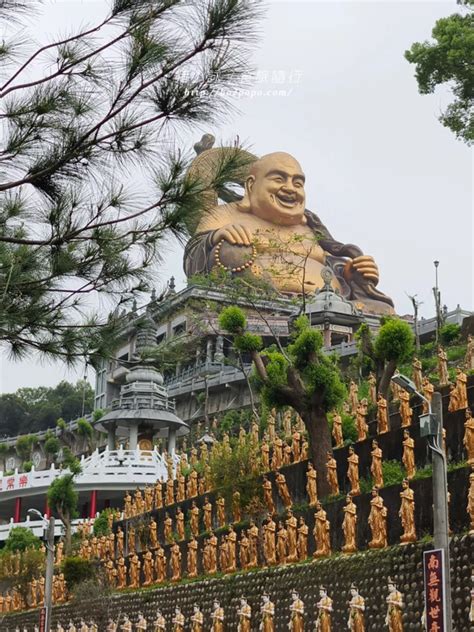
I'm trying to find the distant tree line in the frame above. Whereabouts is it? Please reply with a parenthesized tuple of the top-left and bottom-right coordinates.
(0, 380, 94, 437)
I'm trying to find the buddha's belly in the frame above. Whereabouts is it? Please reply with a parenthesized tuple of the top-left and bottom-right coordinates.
(253, 253, 341, 294)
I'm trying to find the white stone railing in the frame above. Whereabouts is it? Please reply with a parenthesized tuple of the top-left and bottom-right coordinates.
(0, 517, 96, 542)
(0, 447, 179, 495)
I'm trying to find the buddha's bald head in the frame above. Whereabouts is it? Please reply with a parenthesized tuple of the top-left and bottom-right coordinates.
(242, 152, 306, 225)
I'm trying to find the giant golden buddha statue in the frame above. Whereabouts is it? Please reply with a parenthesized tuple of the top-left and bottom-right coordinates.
(184, 144, 394, 314)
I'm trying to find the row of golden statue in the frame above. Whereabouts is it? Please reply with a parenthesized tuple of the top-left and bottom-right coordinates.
(43, 580, 405, 632)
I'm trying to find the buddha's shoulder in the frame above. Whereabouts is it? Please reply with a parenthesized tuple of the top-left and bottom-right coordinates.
(196, 203, 242, 232)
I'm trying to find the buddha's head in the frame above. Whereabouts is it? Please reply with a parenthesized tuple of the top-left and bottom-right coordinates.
(241, 152, 306, 226)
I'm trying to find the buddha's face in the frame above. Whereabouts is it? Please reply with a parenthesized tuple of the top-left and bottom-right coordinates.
(246, 153, 306, 226)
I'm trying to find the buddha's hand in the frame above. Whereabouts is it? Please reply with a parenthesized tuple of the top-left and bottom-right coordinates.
(344, 255, 379, 285)
(212, 223, 253, 246)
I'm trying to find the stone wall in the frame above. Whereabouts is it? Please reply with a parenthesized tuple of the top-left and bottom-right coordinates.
(4, 535, 473, 631)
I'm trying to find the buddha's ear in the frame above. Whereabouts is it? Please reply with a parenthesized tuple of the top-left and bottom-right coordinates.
(237, 174, 255, 213)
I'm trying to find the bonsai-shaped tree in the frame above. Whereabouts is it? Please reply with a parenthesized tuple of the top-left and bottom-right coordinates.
(219, 308, 345, 495)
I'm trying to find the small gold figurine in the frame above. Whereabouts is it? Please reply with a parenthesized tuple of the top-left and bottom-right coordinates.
(368, 372, 377, 405)
(464, 408, 474, 463)
(211, 600, 225, 632)
(468, 467, 474, 534)
(276, 521, 288, 564)
(342, 494, 358, 554)
(306, 462, 318, 507)
(412, 357, 423, 391)
(286, 508, 298, 563)
(170, 542, 182, 582)
(154, 610, 166, 632)
(263, 475, 275, 514)
(349, 380, 359, 415)
(216, 494, 226, 528)
(370, 439, 384, 488)
(437, 345, 450, 386)
(368, 487, 387, 549)
(275, 470, 292, 508)
(172, 606, 185, 632)
(377, 394, 390, 434)
(313, 501, 331, 558)
(191, 605, 203, 632)
(356, 398, 369, 442)
(187, 536, 198, 578)
(332, 412, 344, 448)
(297, 516, 308, 561)
(385, 578, 404, 632)
(347, 446, 360, 496)
(348, 584, 365, 632)
(261, 594, 275, 632)
(288, 590, 305, 632)
(263, 514, 277, 566)
(422, 377, 434, 414)
(402, 430, 416, 480)
(316, 586, 333, 632)
(399, 389, 413, 428)
(237, 597, 252, 632)
(399, 478, 416, 544)
(326, 451, 340, 496)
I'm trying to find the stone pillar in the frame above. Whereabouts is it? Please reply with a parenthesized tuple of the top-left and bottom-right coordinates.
(323, 326, 332, 348)
(89, 490, 97, 518)
(107, 425, 116, 451)
(129, 422, 138, 450)
(215, 335, 224, 363)
(206, 338, 213, 364)
(168, 428, 177, 455)
(14, 497, 22, 523)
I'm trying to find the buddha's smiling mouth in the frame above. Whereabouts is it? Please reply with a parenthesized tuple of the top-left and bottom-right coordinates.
(272, 192, 300, 208)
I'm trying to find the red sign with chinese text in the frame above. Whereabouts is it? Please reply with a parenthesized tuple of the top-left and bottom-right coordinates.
(39, 606, 46, 632)
(423, 549, 446, 631)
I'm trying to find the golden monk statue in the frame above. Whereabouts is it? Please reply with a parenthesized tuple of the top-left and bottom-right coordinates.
(347, 447, 361, 495)
(271, 436, 283, 470)
(216, 494, 226, 528)
(239, 530, 250, 569)
(227, 525, 237, 572)
(128, 553, 140, 589)
(349, 380, 359, 415)
(120, 614, 132, 632)
(142, 549, 153, 586)
(399, 389, 413, 428)
(331, 412, 344, 448)
(232, 490, 242, 523)
(176, 472, 186, 503)
(377, 394, 390, 434)
(263, 514, 277, 566)
(454, 367, 468, 410)
(313, 501, 331, 558)
(306, 462, 318, 507)
(148, 518, 158, 549)
(356, 398, 369, 442)
(276, 471, 293, 508)
(399, 479, 416, 544)
(348, 584, 365, 632)
(165, 477, 174, 506)
(297, 516, 308, 561)
(326, 451, 340, 495)
(261, 434, 270, 471)
(164, 512, 173, 544)
(342, 494, 358, 554)
(370, 440, 384, 488)
(412, 357, 423, 391)
(261, 594, 275, 632)
(190, 500, 200, 537)
(316, 586, 333, 632)
(207, 530, 218, 574)
(116, 556, 126, 589)
(286, 509, 298, 563)
(368, 372, 377, 405)
(402, 429, 416, 479)
(468, 468, 474, 534)
(422, 377, 434, 414)
(368, 488, 387, 549)
(385, 578, 404, 632)
(154, 544, 166, 583)
(276, 521, 288, 565)
(191, 605, 203, 632)
(263, 475, 275, 514)
(248, 520, 259, 568)
(187, 536, 198, 578)
(172, 607, 185, 632)
(289, 590, 305, 632)
(170, 542, 182, 582)
(237, 597, 252, 632)
(203, 496, 213, 531)
(154, 610, 166, 632)
(127, 526, 136, 555)
(184, 150, 394, 311)
(437, 345, 450, 386)
(211, 600, 225, 632)
(464, 408, 474, 463)
(154, 480, 163, 509)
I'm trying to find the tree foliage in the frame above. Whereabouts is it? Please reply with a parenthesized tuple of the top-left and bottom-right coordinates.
(0, 379, 94, 436)
(47, 473, 79, 555)
(219, 307, 345, 494)
(0, 0, 262, 362)
(405, 1, 474, 144)
(3, 526, 41, 552)
(357, 317, 414, 397)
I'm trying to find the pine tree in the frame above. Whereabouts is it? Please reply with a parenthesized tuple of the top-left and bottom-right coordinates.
(0, 0, 261, 362)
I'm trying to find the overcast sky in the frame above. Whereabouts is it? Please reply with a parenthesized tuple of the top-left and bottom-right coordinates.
(0, 0, 472, 393)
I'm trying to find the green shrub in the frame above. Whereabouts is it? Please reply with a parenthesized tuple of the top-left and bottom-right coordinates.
(440, 323, 461, 346)
(4, 527, 41, 552)
(62, 557, 95, 588)
(447, 346, 466, 363)
(382, 460, 405, 487)
(341, 413, 357, 444)
(92, 409, 104, 422)
(93, 510, 111, 536)
(413, 465, 433, 480)
(44, 436, 60, 456)
(15, 435, 35, 461)
(22, 460, 33, 472)
(56, 418, 67, 431)
(76, 418, 93, 438)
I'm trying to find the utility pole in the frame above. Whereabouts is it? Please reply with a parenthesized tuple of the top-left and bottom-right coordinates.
(430, 392, 452, 630)
(43, 516, 55, 632)
(433, 260, 441, 343)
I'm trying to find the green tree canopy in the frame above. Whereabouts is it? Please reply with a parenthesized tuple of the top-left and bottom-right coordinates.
(405, 1, 474, 144)
(0, 379, 94, 436)
(47, 473, 79, 555)
(0, 0, 262, 363)
(3, 526, 41, 552)
(219, 309, 346, 495)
